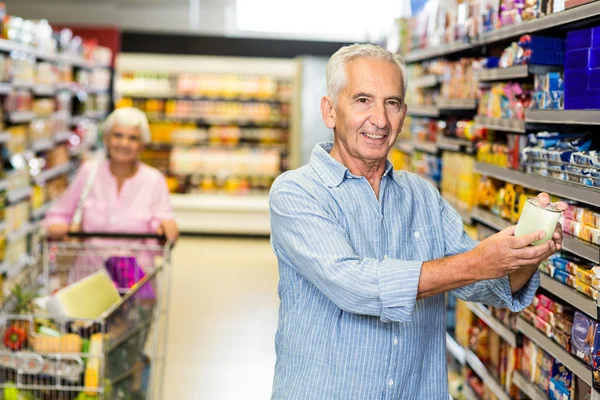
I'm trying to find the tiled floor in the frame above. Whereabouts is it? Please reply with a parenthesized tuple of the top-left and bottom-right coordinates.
(161, 236, 279, 399)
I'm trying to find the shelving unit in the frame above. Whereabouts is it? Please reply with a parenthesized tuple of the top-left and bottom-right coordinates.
(474, 115, 526, 133)
(512, 371, 546, 400)
(539, 273, 598, 319)
(465, 350, 511, 400)
(517, 317, 592, 386)
(478, 65, 563, 82)
(413, 141, 438, 154)
(466, 302, 518, 347)
(526, 109, 600, 125)
(473, 162, 600, 207)
(436, 98, 477, 110)
(407, 105, 440, 118)
(436, 136, 474, 154)
(462, 383, 479, 400)
(446, 332, 466, 365)
(405, 1, 600, 63)
(412, 75, 440, 89)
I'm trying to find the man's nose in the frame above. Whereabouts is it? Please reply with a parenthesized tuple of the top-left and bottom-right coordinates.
(369, 103, 388, 130)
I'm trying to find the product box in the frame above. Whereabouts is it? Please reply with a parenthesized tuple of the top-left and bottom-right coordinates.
(581, 209, 600, 229)
(556, 314, 574, 334)
(554, 269, 577, 288)
(567, 27, 600, 51)
(571, 311, 597, 366)
(538, 294, 573, 314)
(535, 314, 554, 337)
(580, 225, 600, 246)
(537, 305, 557, 326)
(565, 48, 600, 70)
(540, 260, 556, 276)
(553, 327, 572, 352)
(576, 267, 600, 289)
(551, 359, 575, 390)
(549, 377, 572, 400)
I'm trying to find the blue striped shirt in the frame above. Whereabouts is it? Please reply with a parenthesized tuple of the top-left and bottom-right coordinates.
(269, 142, 539, 400)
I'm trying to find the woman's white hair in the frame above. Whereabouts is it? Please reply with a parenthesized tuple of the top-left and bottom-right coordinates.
(326, 43, 408, 104)
(102, 107, 151, 144)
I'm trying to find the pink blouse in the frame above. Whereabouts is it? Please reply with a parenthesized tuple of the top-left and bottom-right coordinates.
(44, 160, 174, 235)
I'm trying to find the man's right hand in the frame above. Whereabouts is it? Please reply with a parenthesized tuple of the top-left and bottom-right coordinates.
(469, 225, 556, 281)
(46, 223, 69, 240)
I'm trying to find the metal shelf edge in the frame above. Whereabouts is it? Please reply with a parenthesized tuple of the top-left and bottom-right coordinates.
(512, 371, 546, 400)
(465, 350, 511, 400)
(539, 273, 598, 319)
(446, 332, 466, 365)
(471, 207, 512, 232)
(466, 302, 518, 347)
(517, 317, 592, 386)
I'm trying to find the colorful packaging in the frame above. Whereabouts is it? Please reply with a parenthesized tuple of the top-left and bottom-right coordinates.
(571, 311, 597, 366)
(549, 377, 572, 400)
(535, 314, 554, 337)
(539, 260, 556, 276)
(537, 305, 556, 326)
(553, 269, 577, 288)
(537, 294, 573, 314)
(553, 327, 572, 352)
(576, 267, 600, 289)
(556, 314, 574, 334)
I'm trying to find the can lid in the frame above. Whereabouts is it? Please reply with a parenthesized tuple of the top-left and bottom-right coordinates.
(527, 197, 562, 213)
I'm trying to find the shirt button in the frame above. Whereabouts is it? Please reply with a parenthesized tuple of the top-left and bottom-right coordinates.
(393, 337, 398, 345)
(414, 231, 420, 238)
(388, 379, 394, 387)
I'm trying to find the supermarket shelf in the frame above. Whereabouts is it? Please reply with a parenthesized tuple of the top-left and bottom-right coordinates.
(413, 140, 438, 154)
(30, 138, 54, 153)
(407, 105, 440, 118)
(0, 132, 10, 143)
(539, 273, 598, 319)
(149, 117, 289, 129)
(54, 131, 71, 143)
(120, 92, 288, 103)
(437, 98, 477, 110)
(8, 111, 36, 124)
(405, 2, 600, 63)
(473, 162, 600, 207)
(171, 193, 271, 235)
(526, 109, 600, 125)
(405, 42, 473, 64)
(466, 302, 518, 347)
(396, 140, 414, 154)
(33, 162, 76, 185)
(0, 82, 11, 94)
(471, 207, 512, 231)
(6, 222, 35, 244)
(472, 205, 599, 263)
(412, 74, 440, 89)
(517, 317, 592, 386)
(474, 115, 526, 133)
(7, 186, 33, 204)
(437, 136, 475, 154)
(465, 350, 511, 400)
(0, 38, 110, 69)
(462, 384, 479, 400)
(482, 1, 600, 45)
(478, 65, 529, 81)
(31, 201, 55, 221)
(32, 84, 56, 96)
(446, 332, 466, 365)
(512, 371, 546, 400)
(562, 235, 600, 265)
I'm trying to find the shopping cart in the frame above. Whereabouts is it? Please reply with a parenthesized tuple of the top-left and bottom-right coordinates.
(0, 232, 173, 400)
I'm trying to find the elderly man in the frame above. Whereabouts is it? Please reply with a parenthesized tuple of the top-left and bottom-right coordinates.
(269, 44, 564, 399)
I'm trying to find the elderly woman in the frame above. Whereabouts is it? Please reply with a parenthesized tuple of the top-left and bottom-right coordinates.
(44, 107, 178, 242)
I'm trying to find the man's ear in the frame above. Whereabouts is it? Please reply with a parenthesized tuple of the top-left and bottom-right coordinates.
(320, 96, 336, 129)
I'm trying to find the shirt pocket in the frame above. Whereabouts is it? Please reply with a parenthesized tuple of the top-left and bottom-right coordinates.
(401, 225, 442, 261)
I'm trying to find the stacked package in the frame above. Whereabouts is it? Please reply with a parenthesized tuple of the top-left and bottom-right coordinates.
(521, 337, 576, 398)
(561, 204, 600, 246)
(564, 26, 600, 109)
(523, 293, 575, 354)
(540, 252, 600, 299)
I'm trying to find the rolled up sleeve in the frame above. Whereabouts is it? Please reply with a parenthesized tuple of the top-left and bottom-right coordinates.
(440, 195, 539, 311)
(270, 182, 423, 323)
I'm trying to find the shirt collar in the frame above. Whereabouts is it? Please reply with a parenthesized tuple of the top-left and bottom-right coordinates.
(309, 142, 394, 188)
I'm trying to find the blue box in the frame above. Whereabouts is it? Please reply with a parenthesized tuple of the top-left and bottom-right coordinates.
(565, 70, 588, 89)
(565, 48, 600, 70)
(589, 69, 600, 90)
(567, 27, 600, 51)
(530, 50, 565, 66)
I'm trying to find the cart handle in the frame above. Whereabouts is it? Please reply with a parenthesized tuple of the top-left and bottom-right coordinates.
(66, 232, 167, 241)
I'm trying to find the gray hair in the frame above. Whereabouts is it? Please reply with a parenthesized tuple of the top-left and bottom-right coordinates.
(102, 107, 151, 144)
(326, 43, 408, 104)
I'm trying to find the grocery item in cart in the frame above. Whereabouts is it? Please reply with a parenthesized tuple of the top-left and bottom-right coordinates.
(47, 269, 121, 319)
(105, 255, 156, 299)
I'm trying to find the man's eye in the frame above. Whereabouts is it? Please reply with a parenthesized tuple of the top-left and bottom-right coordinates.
(358, 98, 368, 103)
(387, 101, 399, 107)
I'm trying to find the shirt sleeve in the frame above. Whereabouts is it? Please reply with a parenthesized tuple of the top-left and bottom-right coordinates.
(42, 161, 91, 229)
(441, 196, 539, 312)
(270, 180, 423, 324)
(149, 171, 174, 232)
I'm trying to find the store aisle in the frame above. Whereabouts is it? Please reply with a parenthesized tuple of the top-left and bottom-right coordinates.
(162, 237, 279, 399)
